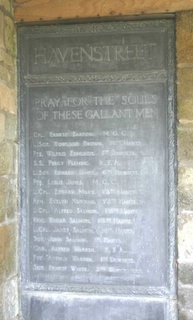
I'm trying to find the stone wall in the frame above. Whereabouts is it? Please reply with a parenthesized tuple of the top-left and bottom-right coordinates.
(177, 11, 193, 320)
(0, 0, 18, 319)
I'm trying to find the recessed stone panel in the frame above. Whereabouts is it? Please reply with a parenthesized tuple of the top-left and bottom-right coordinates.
(22, 294, 168, 320)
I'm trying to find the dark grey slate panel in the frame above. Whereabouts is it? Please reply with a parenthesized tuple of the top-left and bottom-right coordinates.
(22, 294, 168, 320)
(18, 18, 176, 320)
(25, 82, 168, 289)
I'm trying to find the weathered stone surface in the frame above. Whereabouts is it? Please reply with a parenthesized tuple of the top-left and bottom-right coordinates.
(7, 178, 17, 220)
(0, 112, 5, 143)
(179, 309, 193, 320)
(0, 66, 16, 89)
(178, 186, 193, 210)
(0, 226, 6, 284)
(0, 224, 17, 281)
(178, 167, 193, 210)
(178, 68, 193, 102)
(5, 113, 17, 141)
(179, 262, 193, 285)
(0, 84, 16, 113)
(176, 28, 193, 121)
(0, 12, 4, 49)
(0, 47, 14, 67)
(0, 0, 11, 12)
(0, 1, 17, 319)
(4, 16, 15, 56)
(4, 277, 18, 320)
(178, 128, 193, 161)
(13, 143, 18, 175)
(178, 212, 193, 260)
(0, 285, 4, 320)
(176, 11, 193, 64)
(0, 178, 7, 223)
(0, 143, 13, 175)
(179, 167, 193, 185)
(0, 224, 18, 319)
(179, 285, 193, 310)
(178, 100, 193, 122)
(0, 65, 11, 85)
(5, 223, 17, 278)
(175, 14, 193, 308)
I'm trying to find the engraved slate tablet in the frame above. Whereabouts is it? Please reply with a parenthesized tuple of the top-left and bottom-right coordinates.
(28, 82, 167, 287)
(19, 19, 176, 320)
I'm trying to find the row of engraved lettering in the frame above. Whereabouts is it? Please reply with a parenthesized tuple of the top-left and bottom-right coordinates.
(48, 129, 138, 138)
(32, 198, 141, 206)
(33, 208, 137, 216)
(32, 226, 133, 235)
(34, 94, 158, 108)
(32, 264, 141, 275)
(32, 169, 140, 176)
(33, 245, 132, 253)
(35, 107, 157, 121)
(32, 216, 135, 226)
(33, 149, 138, 157)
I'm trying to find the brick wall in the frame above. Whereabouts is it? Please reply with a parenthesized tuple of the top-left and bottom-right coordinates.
(0, 0, 18, 319)
(177, 11, 193, 320)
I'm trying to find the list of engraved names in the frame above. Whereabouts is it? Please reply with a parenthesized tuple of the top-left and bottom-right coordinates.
(28, 83, 167, 286)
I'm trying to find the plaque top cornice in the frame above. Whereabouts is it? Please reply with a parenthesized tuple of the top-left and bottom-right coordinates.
(18, 19, 174, 37)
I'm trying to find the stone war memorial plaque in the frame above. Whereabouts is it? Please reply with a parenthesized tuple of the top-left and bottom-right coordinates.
(19, 20, 177, 319)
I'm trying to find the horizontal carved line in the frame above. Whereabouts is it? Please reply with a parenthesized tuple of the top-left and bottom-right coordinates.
(24, 282, 169, 296)
(25, 70, 167, 85)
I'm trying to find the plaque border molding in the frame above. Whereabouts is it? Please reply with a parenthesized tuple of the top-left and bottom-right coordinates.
(18, 19, 177, 316)
(24, 70, 167, 86)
